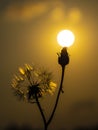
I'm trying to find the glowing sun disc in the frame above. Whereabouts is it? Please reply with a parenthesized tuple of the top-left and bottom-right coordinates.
(57, 30, 75, 47)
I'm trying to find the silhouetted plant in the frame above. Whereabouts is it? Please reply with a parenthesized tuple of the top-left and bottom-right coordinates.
(11, 64, 56, 130)
(11, 48, 69, 130)
(11, 64, 56, 103)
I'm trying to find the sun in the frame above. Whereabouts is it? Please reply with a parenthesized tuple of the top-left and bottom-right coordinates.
(57, 30, 75, 47)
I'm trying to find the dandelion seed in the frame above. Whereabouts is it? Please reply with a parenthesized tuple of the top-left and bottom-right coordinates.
(34, 71, 39, 77)
(19, 67, 25, 75)
(49, 81, 57, 88)
(11, 79, 18, 88)
(18, 75, 24, 81)
(14, 74, 20, 81)
(47, 89, 53, 95)
(25, 64, 33, 71)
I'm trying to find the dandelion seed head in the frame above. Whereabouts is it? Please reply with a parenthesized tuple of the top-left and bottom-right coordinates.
(11, 63, 57, 103)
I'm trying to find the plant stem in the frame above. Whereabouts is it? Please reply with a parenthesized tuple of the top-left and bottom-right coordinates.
(35, 94, 47, 130)
(47, 66, 65, 126)
(34, 65, 66, 129)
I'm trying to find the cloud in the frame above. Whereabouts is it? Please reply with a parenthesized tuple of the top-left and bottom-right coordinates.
(0, 0, 65, 22)
(49, 2, 66, 22)
(68, 8, 82, 23)
(1, 1, 48, 22)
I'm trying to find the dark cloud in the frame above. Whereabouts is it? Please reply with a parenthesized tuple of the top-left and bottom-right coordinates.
(0, 1, 48, 21)
(0, 0, 65, 22)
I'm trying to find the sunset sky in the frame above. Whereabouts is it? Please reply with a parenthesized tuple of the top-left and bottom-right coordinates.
(0, 0, 98, 129)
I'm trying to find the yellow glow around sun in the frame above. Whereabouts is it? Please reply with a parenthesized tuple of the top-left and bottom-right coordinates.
(57, 30, 75, 47)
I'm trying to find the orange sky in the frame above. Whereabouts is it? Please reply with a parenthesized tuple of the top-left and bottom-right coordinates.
(0, 0, 98, 129)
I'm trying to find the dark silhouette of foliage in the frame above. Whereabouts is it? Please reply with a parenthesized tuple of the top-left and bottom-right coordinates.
(11, 64, 57, 130)
(10, 47, 70, 130)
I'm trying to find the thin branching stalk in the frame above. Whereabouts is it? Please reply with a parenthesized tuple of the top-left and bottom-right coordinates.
(35, 94, 47, 130)
(28, 74, 47, 130)
(34, 66, 65, 130)
(47, 66, 65, 126)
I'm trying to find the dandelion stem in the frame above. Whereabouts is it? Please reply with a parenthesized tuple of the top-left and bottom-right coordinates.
(35, 94, 47, 130)
(47, 66, 65, 126)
